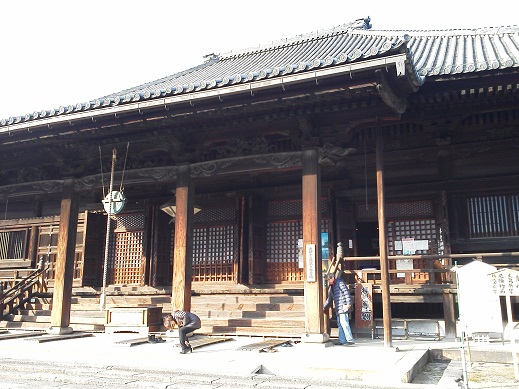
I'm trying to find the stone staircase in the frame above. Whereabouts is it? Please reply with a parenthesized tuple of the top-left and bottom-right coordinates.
(0, 286, 306, 337)
(193, 293, 305, 337)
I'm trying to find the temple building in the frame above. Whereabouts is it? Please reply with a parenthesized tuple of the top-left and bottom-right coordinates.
(1, 18, 518, 340)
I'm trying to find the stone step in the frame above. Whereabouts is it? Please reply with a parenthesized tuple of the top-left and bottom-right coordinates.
(3, 291, 306, 335)
(0, 321, 104, 332)
(31, 295, 304, 307)
(195, 310, 304, 319)
(193, 295, 304, 303)
(26, 303, 303, 315)
(8, 314, 106, 325)
(199, 325, 303, 337)
(197, 317, 304, 328)
(20, 308, 105, 316)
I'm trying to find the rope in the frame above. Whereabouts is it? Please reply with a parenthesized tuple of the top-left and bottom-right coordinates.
(119, 142, 130, 192)
(99, 146, 106, 198)
(364, 134, 368, 210)
(46, 225, 52, 263)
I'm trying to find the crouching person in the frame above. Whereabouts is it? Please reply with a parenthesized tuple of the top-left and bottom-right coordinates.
(163, 310, 201, 354)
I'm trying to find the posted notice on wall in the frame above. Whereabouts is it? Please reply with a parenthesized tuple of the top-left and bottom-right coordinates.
(395, 238, 429, 277)
(396, 259, 413, 278)
(400, 238, 429, 254)
(306, 243, 316, 282)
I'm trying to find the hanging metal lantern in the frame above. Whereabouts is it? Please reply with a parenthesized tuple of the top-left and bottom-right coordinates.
(102, 190, 127, 215)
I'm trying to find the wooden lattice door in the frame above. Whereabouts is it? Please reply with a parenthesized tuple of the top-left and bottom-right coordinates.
(151, 209, 173, 286)
(108, 214, 145, 285)
(265, 200, 330, 283)
(248, 196, 266, 284)
(192, 207, 237, 282)
(266, 220, 304, 282)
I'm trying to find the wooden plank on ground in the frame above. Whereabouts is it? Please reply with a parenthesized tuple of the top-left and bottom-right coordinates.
(25, 332, 93, 343)
(236, 339, 290, 352)
(189, 335, 232, 349)
(113, 337, 150, 347)
(114, 334, 232, 348)
(0, 331, 45, 341)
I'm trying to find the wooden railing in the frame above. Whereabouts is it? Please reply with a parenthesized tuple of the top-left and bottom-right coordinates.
(0, 261, 49, 319)
(0, 269, 36, 289)
(343, 252, 519, 286)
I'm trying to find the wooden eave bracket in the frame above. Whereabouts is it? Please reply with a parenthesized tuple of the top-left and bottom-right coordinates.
(375, 69, 408, 114)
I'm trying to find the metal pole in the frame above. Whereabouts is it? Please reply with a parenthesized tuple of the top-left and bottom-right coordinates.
(461, 324, 469, 389)
(376, 120, 392, 348)
(100, 148, 116, 311)
(505, 292, 519, 380)
(453, 262, 469, 389)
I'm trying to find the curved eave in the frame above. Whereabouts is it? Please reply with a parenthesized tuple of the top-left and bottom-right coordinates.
(0, 53, 417, 135)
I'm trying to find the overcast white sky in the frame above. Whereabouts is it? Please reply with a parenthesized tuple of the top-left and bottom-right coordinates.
(0, 1, 516, 120)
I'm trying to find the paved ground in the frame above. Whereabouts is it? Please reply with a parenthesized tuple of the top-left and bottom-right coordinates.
(0, 330, 518, 388)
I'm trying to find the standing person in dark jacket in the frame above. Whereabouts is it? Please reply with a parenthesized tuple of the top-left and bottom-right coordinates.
(163, 310, 201, 354)
(324, 272, 355, 345)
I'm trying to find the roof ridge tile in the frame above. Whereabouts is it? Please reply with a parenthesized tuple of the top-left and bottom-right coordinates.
(220, 17, 372, 60)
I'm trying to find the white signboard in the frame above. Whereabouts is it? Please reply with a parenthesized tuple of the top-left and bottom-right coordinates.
(396, 258, 413, 278)
(489, 268, 519, 379)
(490, 269, 519, 296)
(456, 261, 502, 335)
(305, 244, 316, 282)
(401, 238, 429, 254)
(297, 239, 304, 269)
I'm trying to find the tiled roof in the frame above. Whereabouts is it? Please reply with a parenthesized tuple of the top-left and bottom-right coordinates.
(398, 26, 519, 76)
(2, 19, 518, 127)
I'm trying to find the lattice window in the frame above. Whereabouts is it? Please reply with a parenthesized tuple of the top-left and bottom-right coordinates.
(114, 214, 145, 231)
(37, 225, 59, 279)
(267, 200, 329, 218)
(192, 225, 235, 282)
(468, 194, 519, 238)
(37, 221, 85, 281)
(268, 201, 302, 218)
(387, 219, 437, 283)
(357, 200, 434, 220)
(0, 229, 27, 260)
(388, 219, 437, 255)
(194, 207, 235, 224)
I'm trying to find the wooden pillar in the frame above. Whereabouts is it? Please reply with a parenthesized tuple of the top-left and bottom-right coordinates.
(48, 179, 78, 334)
(28, 226, 39, 268)
(438, 190, 457, 338)
(376, 122, 393, 348)
(238, 196, 248, 285)
(301, 149, 326, 342)
(172, 165, 194, 312)
(443, 292, 457, 339)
